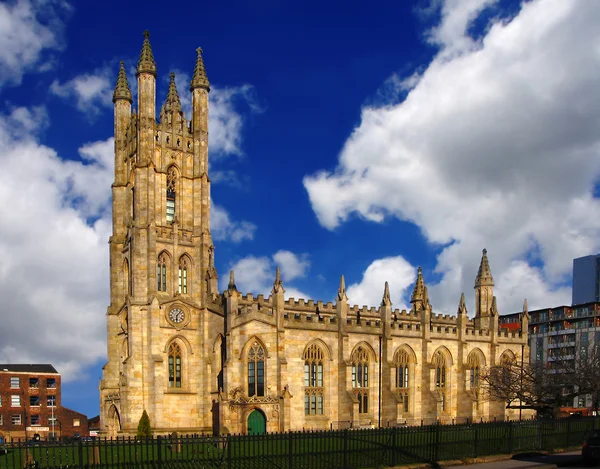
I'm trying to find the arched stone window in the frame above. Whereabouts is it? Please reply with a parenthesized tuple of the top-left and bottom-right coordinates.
(467, 349, 485, 390)
(166, 166, 177, 223)
(157, 253, 168, 292)
(168, 342, 182, 388)
(432, 350, 448, 412)
(351, 346, 370, 414)
(178, 256, 189, 294)
(394, 347, 414, 413)
(304, 343, 324, 415)
(433, 351, 446, 389)
(247, 341, 265, 397)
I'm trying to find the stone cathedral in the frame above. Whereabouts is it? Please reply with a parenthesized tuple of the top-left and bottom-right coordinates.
(99, 32, 530, 437)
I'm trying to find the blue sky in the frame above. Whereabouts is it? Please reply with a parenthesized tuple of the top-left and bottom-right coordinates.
(1, 0, 600, 419)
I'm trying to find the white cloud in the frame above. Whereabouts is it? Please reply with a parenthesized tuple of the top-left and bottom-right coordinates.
(273, 250, 310, 281)
(0, 0, 68, 87)
(304, 0, 600, 315)
(50, 70, 113, 115)
(209, 84, 261, 157)
(221, 251, 311, 299)
(346, 256, 416, 311)
(0, 106, 111, 380)
(211, 203, 256, 243)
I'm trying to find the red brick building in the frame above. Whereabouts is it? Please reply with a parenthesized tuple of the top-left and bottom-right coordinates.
(0, 365, 88, 441)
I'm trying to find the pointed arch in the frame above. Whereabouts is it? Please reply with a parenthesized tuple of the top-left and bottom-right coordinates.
(467, 348, 486, 390)
(499, 349, 516, 365)
(303, 339, 332, 361)
(157, 250, 172, 293)
(240, 336, 269, 360)
(350, 343, 374, 414)
(178, 253, 192, 294)
(432, 348, 449, 390)
(467, 348, 486, 367)
(431, 345, 454, 366)
(351, 341, 377, 362)
(303, 341, 326, 415)
(393, 344, 418, 365)
(244, 338, 267, 397)
(107, 404, 121, 437)
(166, 165, 179, 223)
(393, 344, 417, 415)
(163, 334, 193, 355)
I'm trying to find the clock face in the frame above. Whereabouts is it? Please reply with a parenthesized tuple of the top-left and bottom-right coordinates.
(169, 307, 185, 324)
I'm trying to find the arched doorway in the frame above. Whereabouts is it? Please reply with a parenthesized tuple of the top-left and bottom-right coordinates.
(107, 404, 121, 438)
(247, 409, 266, 435)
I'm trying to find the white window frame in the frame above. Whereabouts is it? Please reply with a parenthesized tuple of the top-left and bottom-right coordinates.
(11, 395, 20, 407)
(10, 377, 19, 388)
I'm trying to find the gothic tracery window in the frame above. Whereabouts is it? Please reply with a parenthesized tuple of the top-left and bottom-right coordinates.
(157, 253, 168, 292)
(433, 351, 446, 388)
(178, 257, 188, 294)
(166, 166, 177, 223)
(304, 344, 324, 415)
(395, 348, 412, 413)
(168, 342, 182, 388)
(247, 341, 265, 397)
(467, 351, 482, 390)
(351, 346, 370, 414)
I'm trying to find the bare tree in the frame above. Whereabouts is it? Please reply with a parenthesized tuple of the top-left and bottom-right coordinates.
(480, 356, 574, 417)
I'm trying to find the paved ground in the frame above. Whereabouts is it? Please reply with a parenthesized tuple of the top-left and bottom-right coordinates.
(436, 450, 590, 469)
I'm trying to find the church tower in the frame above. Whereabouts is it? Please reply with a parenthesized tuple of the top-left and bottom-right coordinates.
(100, 32, 223, 436)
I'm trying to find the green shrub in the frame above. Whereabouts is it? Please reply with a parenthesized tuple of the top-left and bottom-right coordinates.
(136, 410, 153, 438)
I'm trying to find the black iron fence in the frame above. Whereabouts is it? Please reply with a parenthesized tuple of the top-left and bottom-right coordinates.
(0, 417, 597, 469)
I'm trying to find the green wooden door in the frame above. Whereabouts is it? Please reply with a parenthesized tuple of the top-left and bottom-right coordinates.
(247, 409, 266, 435)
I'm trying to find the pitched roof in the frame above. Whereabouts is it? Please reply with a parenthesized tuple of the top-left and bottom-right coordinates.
(0, 364, 59, 374)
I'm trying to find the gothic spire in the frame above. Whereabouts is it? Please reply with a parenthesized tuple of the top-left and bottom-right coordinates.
(337, 274, 348, 301)
(381, 281, 391, 307)
(136, 30, 157, 77)
(190, 47, 210, 91)
(272, 266, 284, 294)
(474, 249, 494, 288)
(410, 267, 425, 304)
(161, 72, 182, 115)
(113, 61, 132, 103)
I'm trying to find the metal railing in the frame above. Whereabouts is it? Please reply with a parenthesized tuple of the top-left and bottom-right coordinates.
(0, 416, 597, 469)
